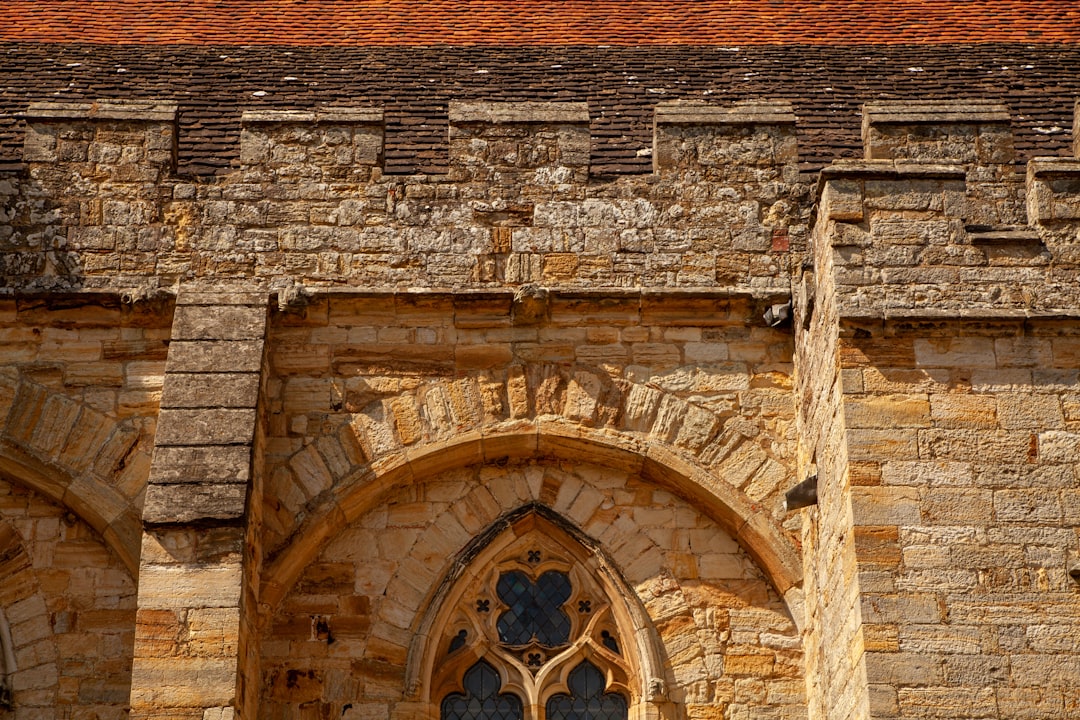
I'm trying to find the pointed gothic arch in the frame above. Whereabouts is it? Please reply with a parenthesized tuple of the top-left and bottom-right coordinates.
(406, 505, 672, 720)
(262, 426, 804, 623)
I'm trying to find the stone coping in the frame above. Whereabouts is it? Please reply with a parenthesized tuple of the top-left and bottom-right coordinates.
(1028, 157, 1080, 176)
(863, 100, 1011, 125)
(819, 159, 968, 181)
(654, 100, 795, 125)
(241, 107, 384, 124)
(448, 101, 590, 124)
(25, 100, 178, 121)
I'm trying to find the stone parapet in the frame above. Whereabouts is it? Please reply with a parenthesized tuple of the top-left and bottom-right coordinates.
(1027, 158, 1080, 264)
(862, 100, 1013, 165)
(22, 100, 176, 172)
(861, 100, 1025, 227)
(239, 107, 384, 181)
(653, 100, 798, 181)
(818, 157, 1078, 319)
(447, 100, 591, 182)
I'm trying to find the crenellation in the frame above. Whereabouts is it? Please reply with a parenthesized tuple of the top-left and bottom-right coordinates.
(4, 93, 1080, 719)
(240, 108, 384, 181)
(861, 101, 1014, 165)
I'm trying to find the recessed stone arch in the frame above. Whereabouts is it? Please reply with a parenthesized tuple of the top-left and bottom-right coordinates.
(0, 477, 138, 719)
(261, 420, 803, 621)
(0, 521, 56, 715)
(0, 439, 141, 576)
(263, 361, 799, 565)
(259, 456, 805, 720)
(0, 373, 153, 575)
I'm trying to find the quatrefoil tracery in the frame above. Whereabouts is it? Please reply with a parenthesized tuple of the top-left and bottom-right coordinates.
(427, 518, 638, 717)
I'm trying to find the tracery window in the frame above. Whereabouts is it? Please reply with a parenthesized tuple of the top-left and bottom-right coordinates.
(418, 511, 646, 720)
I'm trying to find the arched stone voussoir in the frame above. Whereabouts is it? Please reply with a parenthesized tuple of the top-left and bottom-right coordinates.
(260, 421, 802, 617)
(0, 439, 141, 577)
(266, 362, 797, 565)
(534, 416, 648, 474)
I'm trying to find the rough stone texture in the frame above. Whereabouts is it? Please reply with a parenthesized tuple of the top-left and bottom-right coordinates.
(261, 461, 804, 720)
(3, 100, 808, 293)
(2, 97, 1080, 720)
(0, 477, 137, 720)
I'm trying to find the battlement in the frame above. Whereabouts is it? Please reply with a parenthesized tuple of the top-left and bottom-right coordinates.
(862, 100, 1014, 165)
(22, 100, 177, 180)
(817, 101, 1080, 319)
(3, 99, 1080, 303)
(239, 107, 384, 181)
(17, 98, 1074, 180)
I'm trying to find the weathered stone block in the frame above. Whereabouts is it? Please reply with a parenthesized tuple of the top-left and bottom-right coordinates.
(172, 305, 267, 341)
(142, 482, 248, 523)
(161, 372, 261, 409)
(154, 408, 258, 446)
(166, 340, 265, 373)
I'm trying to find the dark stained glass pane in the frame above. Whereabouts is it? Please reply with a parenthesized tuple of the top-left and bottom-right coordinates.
(449, 629, 468, 654)
(441, 660, 523, 720)
(546, 661, 628, 720)
(496, 570, 571, 647)
(600, 630, 620, 655)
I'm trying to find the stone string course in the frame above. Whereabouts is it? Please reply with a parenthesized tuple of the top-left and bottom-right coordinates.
(1, 98, 1080, 719)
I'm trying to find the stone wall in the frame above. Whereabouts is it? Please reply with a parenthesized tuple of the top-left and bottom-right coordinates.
(261, 460, 804, 720)
(1, 97, 1080, 719)
(2, 100, 808, 293)
(809, 100, 1080, 718)
(0, 477, 136, 720)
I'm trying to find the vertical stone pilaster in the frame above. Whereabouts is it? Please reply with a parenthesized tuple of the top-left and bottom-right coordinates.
(130, 283, 269, 720)
(796, 181, 871, 720)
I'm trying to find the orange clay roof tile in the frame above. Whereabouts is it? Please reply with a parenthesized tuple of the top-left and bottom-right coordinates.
(0, 0, 1078, 46)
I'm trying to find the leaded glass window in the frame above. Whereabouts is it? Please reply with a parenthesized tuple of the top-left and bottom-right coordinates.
(427, 514, 636, 720)
(546, 661, 628, 720)
(496, 570, 571, 647)
(442, 661, 523, 720)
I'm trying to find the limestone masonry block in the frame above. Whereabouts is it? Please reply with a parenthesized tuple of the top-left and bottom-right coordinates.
(862, 100, 1013, 165)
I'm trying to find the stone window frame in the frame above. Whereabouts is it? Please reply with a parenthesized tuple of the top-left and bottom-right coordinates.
(406, 504, 671, 720)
